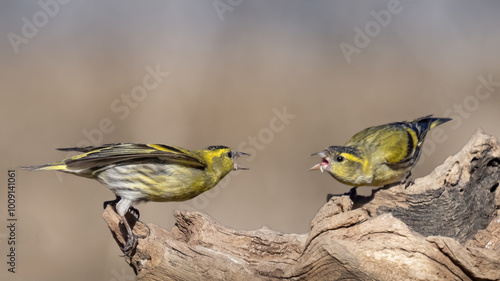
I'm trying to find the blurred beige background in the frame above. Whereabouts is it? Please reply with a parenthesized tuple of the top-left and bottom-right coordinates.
(1, 1, 500, 280)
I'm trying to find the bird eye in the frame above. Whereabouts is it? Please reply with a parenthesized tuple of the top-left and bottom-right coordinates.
(336, 156, 344, 162)
(227, 151, 233, 158)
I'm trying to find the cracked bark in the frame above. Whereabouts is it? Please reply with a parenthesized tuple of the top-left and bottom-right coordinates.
(103, 130, 500, 281)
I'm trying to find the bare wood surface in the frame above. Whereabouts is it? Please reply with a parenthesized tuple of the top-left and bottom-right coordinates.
(103, 130, 500, 281)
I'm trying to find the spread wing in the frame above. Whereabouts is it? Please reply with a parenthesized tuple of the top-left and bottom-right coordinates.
(56, 143, 206, 171)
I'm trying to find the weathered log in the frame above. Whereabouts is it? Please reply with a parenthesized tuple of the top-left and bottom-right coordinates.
(103, 129, 500, 281)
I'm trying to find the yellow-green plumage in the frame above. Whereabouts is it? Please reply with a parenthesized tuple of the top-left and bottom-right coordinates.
(311, 115, 451, 187)
(23, 143, 246, 203)
(23, 143, 248, 255)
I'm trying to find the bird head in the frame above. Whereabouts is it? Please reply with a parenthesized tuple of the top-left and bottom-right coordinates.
(310, 146, 366, 186)
(203, 146, 249, 177)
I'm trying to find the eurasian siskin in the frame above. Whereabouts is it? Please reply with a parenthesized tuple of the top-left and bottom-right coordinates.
(311, 115, 451, 196)
(23, 143, 248, 255)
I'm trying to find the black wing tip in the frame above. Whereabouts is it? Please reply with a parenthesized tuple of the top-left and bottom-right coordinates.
(56, 147, 86, 152)
(56, 143, 124, 152)
(413, 115, 452, 123)
(148, 144, 184, 153)
(439, 117, 453, 124)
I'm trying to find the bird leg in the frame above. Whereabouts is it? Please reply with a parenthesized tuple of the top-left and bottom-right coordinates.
(346, 187, 358, 201)
(119, 209, 149, 256)
(104, 197, 148, 256)
(120, 214, 138, 256)
(326, 187, 358, 202)
(401, 171, 415, 189)
(104, 196, 140, 220)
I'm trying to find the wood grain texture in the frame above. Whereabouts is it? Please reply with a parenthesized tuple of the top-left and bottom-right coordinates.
(103, 130, 500, 281)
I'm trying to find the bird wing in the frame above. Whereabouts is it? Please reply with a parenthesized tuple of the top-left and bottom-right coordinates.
(381, 128, 417, 165)
(58, 143, 206, 170)
(348, 125, 417, 168)
(379, 115, 451, 165)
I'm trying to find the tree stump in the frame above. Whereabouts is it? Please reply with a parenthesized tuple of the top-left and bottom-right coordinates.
(103, 130, 500, 281)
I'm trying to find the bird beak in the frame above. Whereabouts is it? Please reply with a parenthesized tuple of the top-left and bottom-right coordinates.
(233, 151, 250, 170)
(236, 151, 250, 157)
(310, 151, 327, 157)
(309, 163, 322, 171)
(309, 151, 328, 173)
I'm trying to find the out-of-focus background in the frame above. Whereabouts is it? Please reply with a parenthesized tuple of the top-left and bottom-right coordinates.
(1, 1, 500, 280)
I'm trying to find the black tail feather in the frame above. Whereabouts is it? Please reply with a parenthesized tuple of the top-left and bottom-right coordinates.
(56, 146, 95, 152)
(20, 164, 51, 171)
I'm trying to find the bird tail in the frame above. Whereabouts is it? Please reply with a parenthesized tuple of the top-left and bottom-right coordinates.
(20, 162, 67, 171)
(411, 115, 452, 138)
(428, 117, 452, 130)
(21, 146, 93, 172)
(412, 115, 452, 129)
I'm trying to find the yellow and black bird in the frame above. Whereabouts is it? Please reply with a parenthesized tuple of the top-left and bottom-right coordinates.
(23, 143, 248, 255)
(311, 115, 451, 198)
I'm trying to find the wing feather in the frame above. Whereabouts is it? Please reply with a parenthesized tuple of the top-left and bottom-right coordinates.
(380, 128, 411, 164)
(59, 143, 205, 170)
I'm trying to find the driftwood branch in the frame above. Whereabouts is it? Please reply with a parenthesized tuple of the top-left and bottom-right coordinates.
(103, 130, 500, 281)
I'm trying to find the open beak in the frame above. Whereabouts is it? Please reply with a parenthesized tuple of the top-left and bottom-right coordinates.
(233, 151, 250, 171)
(309, 163, 323, 171)
(309, 151, 329, 173)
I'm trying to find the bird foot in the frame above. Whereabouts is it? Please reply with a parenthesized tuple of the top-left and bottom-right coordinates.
(104, 198, 144, 256)
(326, 187, 358, 202)
(119, 220, 149, 256)
(103, 197, 120, 209)
(128, 206, 140, 220)
(401, 172, 415, 189)
(346, 187, 358, 201)
(326, 193, 335, 202)
(104, 197, 141, 220)
(120, 234, 138, 257)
